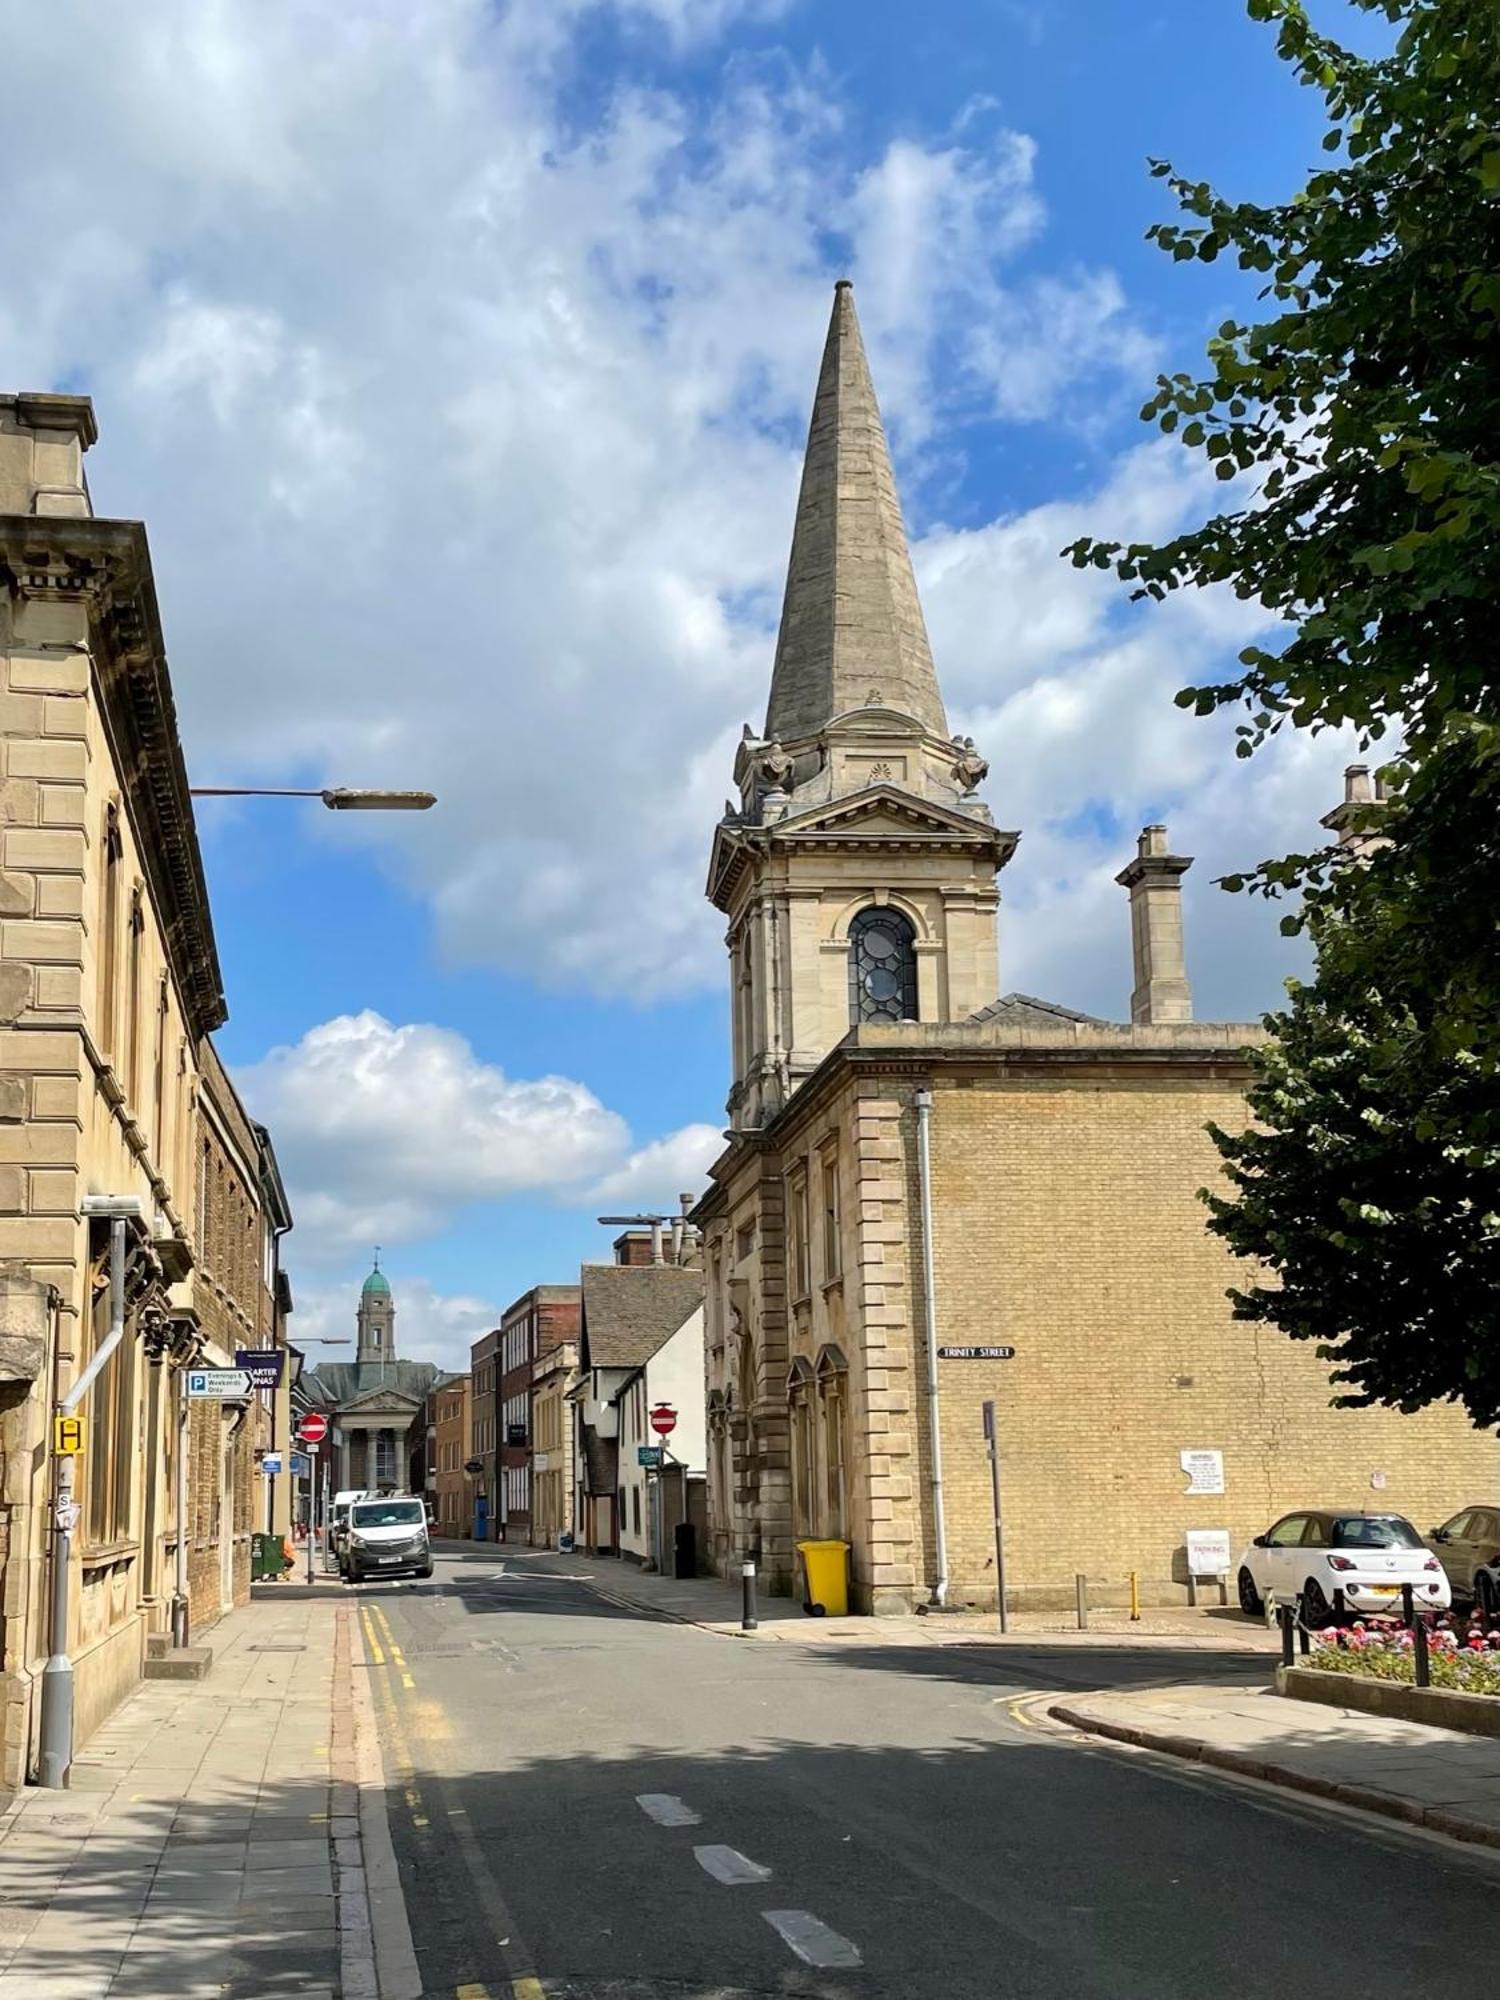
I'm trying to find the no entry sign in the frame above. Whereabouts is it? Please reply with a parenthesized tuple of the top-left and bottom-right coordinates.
(650, 1404, 677, 1437)
(298, 1413, 329, 1447)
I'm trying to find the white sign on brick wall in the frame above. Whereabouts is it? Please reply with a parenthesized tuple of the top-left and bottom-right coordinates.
(1180, 1448, 1225, 1495)
(1186, 1529, 1232, 1576)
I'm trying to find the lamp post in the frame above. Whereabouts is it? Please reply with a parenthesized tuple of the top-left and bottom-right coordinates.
(189, 787, 436, 811)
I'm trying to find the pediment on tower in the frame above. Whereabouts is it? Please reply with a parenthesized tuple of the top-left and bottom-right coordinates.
(774, 786, 1019, 857)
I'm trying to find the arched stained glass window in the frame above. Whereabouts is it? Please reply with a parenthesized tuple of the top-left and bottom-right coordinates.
(848, 906, 918, 1024)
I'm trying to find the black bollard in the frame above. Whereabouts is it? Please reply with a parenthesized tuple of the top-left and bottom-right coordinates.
(1280, 1603, 1294, 1667)
(1414, 1614, 1431, 1689)
(741, 1557, 758, 1632)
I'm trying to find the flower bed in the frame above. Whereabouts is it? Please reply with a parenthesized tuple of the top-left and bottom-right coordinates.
(1309, 1618, 1500, 1697)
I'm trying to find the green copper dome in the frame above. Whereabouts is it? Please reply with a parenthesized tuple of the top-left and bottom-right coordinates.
(361, 1266, 391, 1298)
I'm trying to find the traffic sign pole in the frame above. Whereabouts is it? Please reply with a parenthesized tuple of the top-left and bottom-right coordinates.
(982, 1399, 1009, 1634)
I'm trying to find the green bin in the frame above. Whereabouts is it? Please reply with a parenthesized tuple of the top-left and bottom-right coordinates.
(251, 1531, 288, 1581)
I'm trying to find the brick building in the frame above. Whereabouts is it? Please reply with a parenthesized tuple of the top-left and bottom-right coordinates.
(427, 1374, 472, 1539)
(497, 1285, 580, 1543)
(470, 1326, 500, 1541)
(692, 285, 1492, 1614)
(530, 1338, 577, 1549)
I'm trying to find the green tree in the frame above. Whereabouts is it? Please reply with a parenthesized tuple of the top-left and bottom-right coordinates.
(1070, 0, 1500, 774)
(1205, 732, 1500, 1426)
(1069, 0, 1500, 1422)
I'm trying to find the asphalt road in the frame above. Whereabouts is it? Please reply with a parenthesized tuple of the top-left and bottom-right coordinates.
(351, 1543, 1496, 2000)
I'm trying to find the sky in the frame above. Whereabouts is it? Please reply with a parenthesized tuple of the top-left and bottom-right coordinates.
(0, 0, 1380, 1370)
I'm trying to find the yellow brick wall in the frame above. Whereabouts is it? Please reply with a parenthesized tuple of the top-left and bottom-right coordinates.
(924, 1069, 1498, 1608)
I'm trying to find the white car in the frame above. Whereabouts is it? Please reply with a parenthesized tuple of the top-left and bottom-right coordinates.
(1236, 1509, 1451, 1624)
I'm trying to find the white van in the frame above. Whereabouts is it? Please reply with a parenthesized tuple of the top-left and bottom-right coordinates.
(342, 1495, 433, 1583)
(328, 1489, 368, 1572)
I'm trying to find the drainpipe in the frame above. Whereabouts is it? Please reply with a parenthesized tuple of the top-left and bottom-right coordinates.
(913, 1088, 948, 1608)
(38, 1197, 140, 1788)
(171, 1355, 193, 1646)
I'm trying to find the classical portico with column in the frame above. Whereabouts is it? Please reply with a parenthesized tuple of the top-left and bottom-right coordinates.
(300, 1263, 447, 1495)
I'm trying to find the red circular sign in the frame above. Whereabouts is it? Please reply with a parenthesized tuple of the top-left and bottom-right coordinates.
(298, 1413, 329, 1446)
(650, 1404, 677, 1437)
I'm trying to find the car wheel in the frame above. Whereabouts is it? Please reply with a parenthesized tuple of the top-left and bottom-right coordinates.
(1476, 1571, 1499, 1622)
(1237, 1567, 1263, 1618)
(419, 1564, 434, 1580)
(1300, 1577, 1332, 1628)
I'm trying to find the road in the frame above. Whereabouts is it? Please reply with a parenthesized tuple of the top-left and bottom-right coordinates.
(350, 1543, 1495, 1999)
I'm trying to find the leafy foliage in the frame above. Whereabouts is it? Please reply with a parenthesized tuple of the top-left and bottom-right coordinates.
(1067, 0, 1500, 762)
(1070, 2, 1500, 1423)
(1204, 734, 1500, 1426)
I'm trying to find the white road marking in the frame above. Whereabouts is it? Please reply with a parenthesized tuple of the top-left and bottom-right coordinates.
(636, 1793, 701, 1828)
(693, 1844, 772, 1885)
(763, 1909, 862, 1969)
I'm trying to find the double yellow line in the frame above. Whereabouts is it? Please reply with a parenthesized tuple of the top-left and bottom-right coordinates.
(358, 1602, 543, 2000)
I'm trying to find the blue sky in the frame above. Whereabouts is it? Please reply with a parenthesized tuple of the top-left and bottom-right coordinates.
(2, 1, 1379, 1366)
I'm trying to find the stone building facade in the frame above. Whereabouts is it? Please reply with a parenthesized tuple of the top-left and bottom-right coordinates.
(469, 1326, 500, 1542)
(530, 1339, 577, 1549)
(0, 392, 293, 1783)
(692, 288, 1494, 1614)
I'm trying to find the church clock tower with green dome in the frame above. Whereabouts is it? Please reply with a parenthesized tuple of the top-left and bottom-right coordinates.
(355, 1256, 396, 1364)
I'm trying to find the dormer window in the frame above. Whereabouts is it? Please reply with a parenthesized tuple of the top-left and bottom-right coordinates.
(848, 906, 918, 1024)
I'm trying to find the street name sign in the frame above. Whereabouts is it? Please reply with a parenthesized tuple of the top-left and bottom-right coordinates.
(236, 1348, 285, 1389)
(937, 1345, 1016, 1361)
(637, 1445, 664, 1468)
(260, 1452, 284, 1477)
(187, 1369, 253, 1400)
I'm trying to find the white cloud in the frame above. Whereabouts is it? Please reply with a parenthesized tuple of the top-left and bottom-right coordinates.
(292, 1271, 499, 1375)
(237, 1010, 718, 1264)
(0, 0, 1160, 1002)
(588, 1122, 724, 1206)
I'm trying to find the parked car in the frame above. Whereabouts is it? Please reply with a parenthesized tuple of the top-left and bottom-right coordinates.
(1236, 1509, 1451, 1624)
(327, 1489, 368, 1572)
(1425, 1506, 1500, 1615)
(342, 1495, 434, 1583)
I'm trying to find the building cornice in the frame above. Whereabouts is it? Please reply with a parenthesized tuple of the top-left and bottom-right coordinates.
(0, 514, 227, 1035)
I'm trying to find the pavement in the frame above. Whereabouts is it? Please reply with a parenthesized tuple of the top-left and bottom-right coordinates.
(1, 1541, 1494, 1999)
(1051, 1679, 1500, 1851)
(533, 1540, 1284, 1653)
(0, 1586, 364, 2000)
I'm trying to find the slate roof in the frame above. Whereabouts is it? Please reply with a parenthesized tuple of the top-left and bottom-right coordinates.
(579, 1264, 704, 1373)
(301, 1359, 444, 1411)
(966, 992, 1108, 1028)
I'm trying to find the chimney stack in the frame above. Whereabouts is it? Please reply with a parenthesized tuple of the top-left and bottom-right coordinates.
(1320, 763, 1390, 858)
(1116, 824, 1193, 1025)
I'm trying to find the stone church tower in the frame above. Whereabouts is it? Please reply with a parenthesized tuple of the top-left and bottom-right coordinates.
(693, 281, 1490, 1615)
(708, 280, 1017, 1128)
(355, 1260, 396, 1364)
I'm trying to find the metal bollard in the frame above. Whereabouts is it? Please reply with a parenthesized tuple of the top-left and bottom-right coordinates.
(1128, 1570, 1141, 1623)
(1280, 1603, 1294, 1667)
(1074, 1573, 1089, 1631)
(1400, 1581, 1414, 1626)
(1414, 1614, 1431, 1689)
(741, 1557, 758, 1633)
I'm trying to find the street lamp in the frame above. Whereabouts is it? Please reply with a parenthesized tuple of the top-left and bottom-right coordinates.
(189, 788, 436, 810)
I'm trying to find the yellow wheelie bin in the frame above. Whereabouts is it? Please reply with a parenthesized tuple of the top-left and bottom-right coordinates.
(797, 1539, 850, 1617)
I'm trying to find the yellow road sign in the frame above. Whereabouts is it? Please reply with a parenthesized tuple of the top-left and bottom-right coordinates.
(54, 1414, 85, 1456)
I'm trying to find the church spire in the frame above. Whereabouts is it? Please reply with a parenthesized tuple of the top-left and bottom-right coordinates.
(765, 280, 948, 745)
